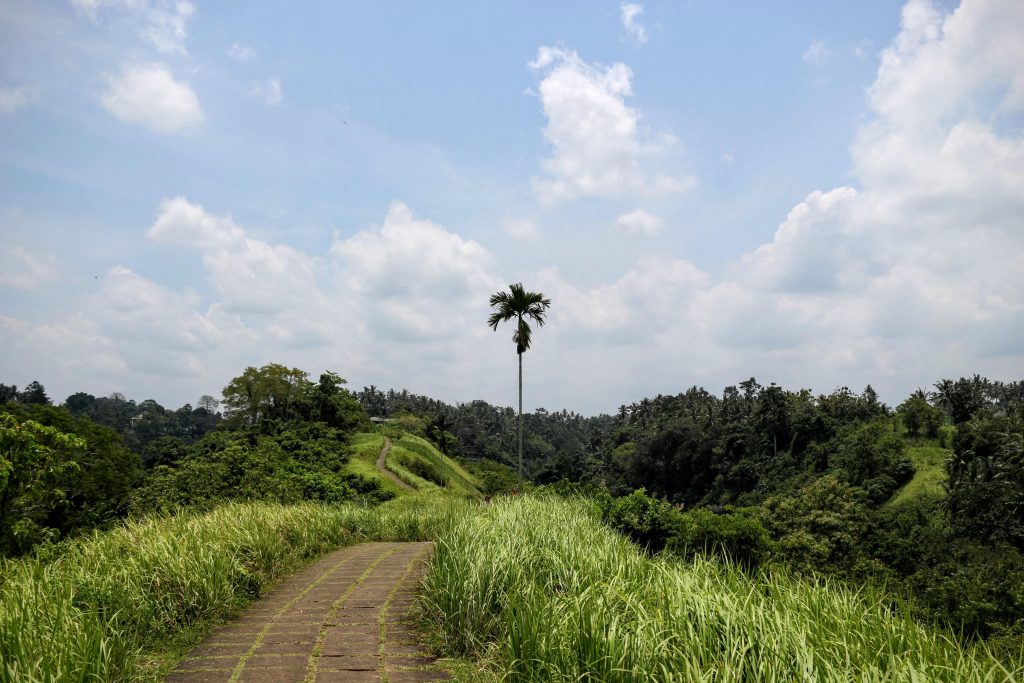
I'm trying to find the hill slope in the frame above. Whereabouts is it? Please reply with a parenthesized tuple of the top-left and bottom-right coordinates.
(345, 431, 482, 497)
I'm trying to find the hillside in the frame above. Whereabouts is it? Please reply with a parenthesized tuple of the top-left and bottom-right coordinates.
(885, 442, 950, 508)
(345, 430, 483, 497)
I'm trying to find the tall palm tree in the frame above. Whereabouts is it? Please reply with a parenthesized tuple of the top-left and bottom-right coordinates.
(488, 283, 551, 484)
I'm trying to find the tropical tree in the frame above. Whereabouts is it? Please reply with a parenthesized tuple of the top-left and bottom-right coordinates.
(488, 283, 551, 483)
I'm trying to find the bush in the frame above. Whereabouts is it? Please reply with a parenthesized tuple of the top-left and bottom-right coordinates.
(666, 507, 775, 567)
(601, 489, 679, 551)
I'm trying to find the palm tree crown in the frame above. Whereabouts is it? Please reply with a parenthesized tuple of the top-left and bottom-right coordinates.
(488, 283, 551, 354)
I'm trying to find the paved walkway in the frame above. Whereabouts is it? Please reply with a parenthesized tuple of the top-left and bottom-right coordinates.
(165, 542, 450, 683)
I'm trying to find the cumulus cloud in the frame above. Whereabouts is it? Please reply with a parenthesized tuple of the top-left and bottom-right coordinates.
(102, 62, 203, 134)
(148, 197, 319, 314)
(250, 78, 283, 105)
(692, 0, 1024, 392)
(616, 208, 663, 236)
(529, 46, 694, 205)
(331, 202, 496, 341)
(0, 86, 33, 114)
(0, 246, 59, 289)
(621, 3, 648, 44)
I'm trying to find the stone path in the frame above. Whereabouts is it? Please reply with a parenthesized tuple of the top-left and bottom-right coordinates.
(165, 542, 450, 683)
(376, 438, 413, 491)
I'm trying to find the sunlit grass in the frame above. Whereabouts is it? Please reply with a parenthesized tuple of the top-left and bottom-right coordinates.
(0, 496, 474, 683)
(421, 496, 1022, 682)
(887, 445, 950, 508)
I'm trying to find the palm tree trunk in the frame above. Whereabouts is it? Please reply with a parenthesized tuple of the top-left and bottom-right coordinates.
(518, 349, 523, 485)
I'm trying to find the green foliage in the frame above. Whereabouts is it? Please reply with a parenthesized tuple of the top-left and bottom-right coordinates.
(460, 458, 519, 495)
(132, 424, 392, 512)
(221, 365, 369, 431)
(898, 389, 945, 437)
(761, 476, 870, 572)
(0, 405, 142, 555)
(827, 420, 914, 503)
(948, 410, 1024, 550)
(667, 507, 775, 568)
(422, 496, 1019, 682)
(601, 488, 679, 551)
(0, 413, 84, 555)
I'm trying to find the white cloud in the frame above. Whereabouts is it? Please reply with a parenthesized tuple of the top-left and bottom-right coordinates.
(502, 217, 540, 240)
(331, 203, 496, 343)
(615, 208, 663, 236)
(688, 0, 1024, 392)
(148, 196, 245, 250)
(148, 197, 319, 314)
(721, 152, 735, 164)
(228, 42, 256, 61)
(529, 46, 694, 205)
(802, 39, 831, 65)
(0, 246, 59, 289)
(250, 78, 282, 105)
(621, 3, 648, 44)
(71, 0, 194, 54)
(0, 86, 33, 114)
(102, 62, 203, 134)
(141, 0, 195, 55)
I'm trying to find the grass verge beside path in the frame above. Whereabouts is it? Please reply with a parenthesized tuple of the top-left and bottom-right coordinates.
(421, 496, 1022, 682)
(0, 495, 475, 683)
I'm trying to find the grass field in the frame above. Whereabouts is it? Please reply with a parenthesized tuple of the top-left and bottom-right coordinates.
(422, 496, 1021, 682)
(384, 434, 483, 496)
(886, 444, 950, 508)
(345, 431, 406, 497)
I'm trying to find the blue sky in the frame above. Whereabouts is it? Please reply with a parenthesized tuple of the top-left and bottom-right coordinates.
(1, 0, 1021, 414)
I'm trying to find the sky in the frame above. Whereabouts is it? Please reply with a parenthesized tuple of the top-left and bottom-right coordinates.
(1, 0, 1022, 416)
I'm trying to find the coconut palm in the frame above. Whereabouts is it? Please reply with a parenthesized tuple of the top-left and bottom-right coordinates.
(488, 283, 551, 484)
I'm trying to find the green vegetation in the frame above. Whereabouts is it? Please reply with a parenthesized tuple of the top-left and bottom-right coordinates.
(344, 432, 406, 497)
(0, 496, 474, 683)
(3, 366, 1024, 678)
(393, 435, 482, 495)
(886, 444, 949, 507)
(422, 496, 1021, 682)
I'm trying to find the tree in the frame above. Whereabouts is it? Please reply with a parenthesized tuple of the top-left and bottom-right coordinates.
(488, 283, 551, 483)
(17, 381, 50, 405)
(221, 364, 310, 426)
(0, 413, 84, 554)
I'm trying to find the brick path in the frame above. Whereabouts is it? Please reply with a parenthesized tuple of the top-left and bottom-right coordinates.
(165, 542, 450, 683)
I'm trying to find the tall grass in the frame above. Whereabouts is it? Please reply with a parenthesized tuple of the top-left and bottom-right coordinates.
(0, 495, 473, 683)
(422, 496, 1022, 682)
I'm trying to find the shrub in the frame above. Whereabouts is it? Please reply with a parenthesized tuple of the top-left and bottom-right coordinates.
(601, 489, 679, 551)
(666, 507, 775, 567)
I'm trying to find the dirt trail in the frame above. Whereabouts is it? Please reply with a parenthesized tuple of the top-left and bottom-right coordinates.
(164, 542, 449, 682)
(376, 437, 414, 492)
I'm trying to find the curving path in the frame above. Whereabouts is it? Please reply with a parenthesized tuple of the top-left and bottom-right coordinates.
(164, 542, 449, 683)
(376, 437, 413, 492)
